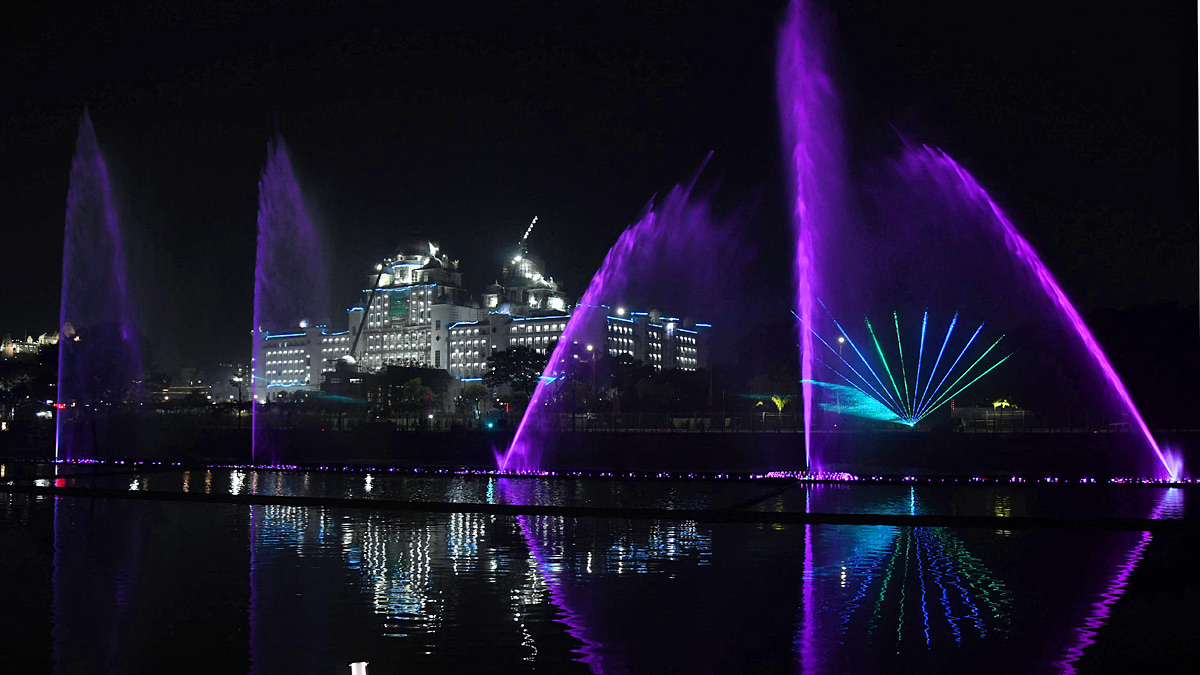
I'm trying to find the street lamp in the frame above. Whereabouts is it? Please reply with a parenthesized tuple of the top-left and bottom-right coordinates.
(836, 337, 845, 413)
(587, 345, 596, 388)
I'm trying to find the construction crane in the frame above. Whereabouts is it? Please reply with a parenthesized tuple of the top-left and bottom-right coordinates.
(518, 216, 537, 253)
(349, 264, 389, 361)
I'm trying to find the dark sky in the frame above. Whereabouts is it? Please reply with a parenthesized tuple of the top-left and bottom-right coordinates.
(2, 0, 1194, 369)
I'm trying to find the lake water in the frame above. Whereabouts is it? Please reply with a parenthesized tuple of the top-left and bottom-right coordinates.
(1, 463, 1197, 673)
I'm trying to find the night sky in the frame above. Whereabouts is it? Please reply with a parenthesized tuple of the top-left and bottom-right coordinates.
(2, 1, 1194, 369)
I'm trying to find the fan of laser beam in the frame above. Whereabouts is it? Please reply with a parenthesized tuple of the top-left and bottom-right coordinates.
(799, 302, 1012, 426)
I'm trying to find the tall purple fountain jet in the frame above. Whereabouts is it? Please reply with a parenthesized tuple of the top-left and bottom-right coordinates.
(777, 0, 845, 471)
(57, 111, 142, 459)
(252, 136, 328, 464)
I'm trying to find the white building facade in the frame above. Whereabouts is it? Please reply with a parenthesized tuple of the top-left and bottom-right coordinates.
(252, 231, 711, 397)
(448, 308, 709, 380)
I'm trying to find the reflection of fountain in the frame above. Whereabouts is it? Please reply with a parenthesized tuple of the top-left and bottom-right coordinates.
(513, 513, 608, 674)
(1056, 487, 1182, 673)
(501, 478, 607, 672)
(249, 481, 614, 669)
(499, 478, 717, 672)
(56, 111, 142, 460)
(796, 486, 1013, 670)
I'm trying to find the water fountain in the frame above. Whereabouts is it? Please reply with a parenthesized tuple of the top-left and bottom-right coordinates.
(899, 146, 1180, 479)
(56, 111, 142, 460)
(252, 136, 329, 464)
(776, 0, 845, 473)
(776, 0, 1178, 479)
(498, 164, 740, 473)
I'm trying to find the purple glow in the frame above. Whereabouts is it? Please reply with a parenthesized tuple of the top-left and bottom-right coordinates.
(502, 480, 606, 673)
(1056, 489, 1179, 672)
(499, 167, 729, 472)
(798, 483, 819, 673)
(25, 457, 1198, 485)
(57, 111, 142, 460)
(799, 523, 818, 673)
(777, 0, 844, 471)
(251, 136, 328, 464)
(905, 146, 1175, 480)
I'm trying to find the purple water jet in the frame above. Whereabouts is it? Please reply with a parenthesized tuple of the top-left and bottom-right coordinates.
(903, 146, 1177, 479)
(56, 111, 142, 459)
(777, 0, 846, 471)
(251, 137, 328, 464)
(498, 166, 737, 473)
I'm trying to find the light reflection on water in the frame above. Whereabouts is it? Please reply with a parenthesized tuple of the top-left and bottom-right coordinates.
(0, 474, 1189, 673)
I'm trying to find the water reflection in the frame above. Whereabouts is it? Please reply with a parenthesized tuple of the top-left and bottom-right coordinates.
(497, 477, 717, 673)
(1057, 487, 1182, 673)
(795, 486, 1015, 672)
(19, 474, 1190, 673)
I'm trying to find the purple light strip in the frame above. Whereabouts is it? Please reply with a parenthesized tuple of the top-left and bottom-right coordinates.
(799, 523, 819, 672)
(21, 457, 1198, 485)
(798, 483, 819, 673)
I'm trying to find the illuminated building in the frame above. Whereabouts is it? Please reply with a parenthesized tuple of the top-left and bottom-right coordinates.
(1, 332, 59, 359)
(448, 309, 709, 380)
(253, 321, 355, 398)
(252, 242, 480, 398)
(253, 224, 711, 394)
(482, 217, 569, 316)
(354, 242, 483, 373)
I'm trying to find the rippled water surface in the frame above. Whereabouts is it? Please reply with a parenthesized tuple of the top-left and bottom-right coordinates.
(1, 467, 1197, 673)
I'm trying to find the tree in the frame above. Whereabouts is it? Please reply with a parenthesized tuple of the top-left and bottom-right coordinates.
(458, 381, 491, 416)
(497, 391, 530, 421)
(636, 377, 679, 413)
(484, 346, 548, 395)
(399, 378, 433, 414)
